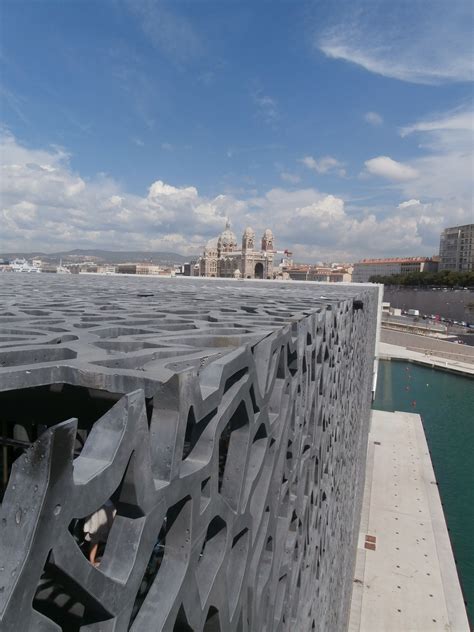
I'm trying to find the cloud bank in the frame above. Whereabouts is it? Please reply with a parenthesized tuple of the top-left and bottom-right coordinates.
(1, 124, 471, 261)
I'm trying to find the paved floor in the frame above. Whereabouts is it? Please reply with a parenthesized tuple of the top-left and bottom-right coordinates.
(379, 342, 474, 377)
(349, 410, 470, 632)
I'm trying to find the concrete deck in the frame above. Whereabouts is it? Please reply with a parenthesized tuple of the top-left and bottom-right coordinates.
(349, 410, 469, 632)
(379, 342, 474, 377)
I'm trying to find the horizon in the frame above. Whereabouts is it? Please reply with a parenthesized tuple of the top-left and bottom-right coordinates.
(0, 242, 441, 265)
(1, 0, 472, 260)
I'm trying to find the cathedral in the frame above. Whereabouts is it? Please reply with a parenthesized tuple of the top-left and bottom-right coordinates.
(198, 222, 276, 279)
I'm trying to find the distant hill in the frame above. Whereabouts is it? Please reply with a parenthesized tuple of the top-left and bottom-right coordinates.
(0, 249, 194, 265)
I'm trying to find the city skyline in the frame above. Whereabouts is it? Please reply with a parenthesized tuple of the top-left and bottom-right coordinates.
(1, 0, 473, 261)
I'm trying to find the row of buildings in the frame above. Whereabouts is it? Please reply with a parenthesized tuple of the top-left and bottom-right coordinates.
(189, 223, 354, 281)
(2, 223, 471, 283)
(192, 222, 473, 283)
(351, 223, 473, 282)
(351, 256, 439, 283)
(83, 263, 176, 276)
(0, 259, 178, 276)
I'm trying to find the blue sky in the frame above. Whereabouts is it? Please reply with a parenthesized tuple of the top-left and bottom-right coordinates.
(1, 0, 473, 260)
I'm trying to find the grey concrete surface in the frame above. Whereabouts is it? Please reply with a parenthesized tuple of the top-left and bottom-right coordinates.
(381, 329, 474, 364)
(378, 342, 474, 377)
(0, 274, 379, 631)
(349, 410, 469, 632)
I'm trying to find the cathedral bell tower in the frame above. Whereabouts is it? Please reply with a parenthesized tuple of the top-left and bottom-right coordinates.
(261, 228, 274, 252)
(242, 227, 255, 251)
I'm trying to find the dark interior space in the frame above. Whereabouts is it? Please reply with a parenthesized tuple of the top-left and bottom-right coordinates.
(0, 384, 122, 502)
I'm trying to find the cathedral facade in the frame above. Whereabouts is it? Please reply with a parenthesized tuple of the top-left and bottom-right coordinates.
(198, 223, 275, 279)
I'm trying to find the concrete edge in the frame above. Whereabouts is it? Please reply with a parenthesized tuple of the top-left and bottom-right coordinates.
(409, 411, 471, 631)
(348, 439, 376, 632)
(378, 354, 474, 378)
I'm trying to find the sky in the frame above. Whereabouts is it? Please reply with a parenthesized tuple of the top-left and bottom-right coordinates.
(0, 0, 473, 262)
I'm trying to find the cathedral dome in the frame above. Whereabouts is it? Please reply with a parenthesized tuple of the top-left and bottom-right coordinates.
(243, 226, 255, 236)
(217, 221, 237, 249)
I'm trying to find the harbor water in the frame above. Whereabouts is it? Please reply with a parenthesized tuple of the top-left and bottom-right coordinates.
(373, 360, 474, 625)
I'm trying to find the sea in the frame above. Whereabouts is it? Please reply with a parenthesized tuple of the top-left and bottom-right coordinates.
(373, 359, 474, 625)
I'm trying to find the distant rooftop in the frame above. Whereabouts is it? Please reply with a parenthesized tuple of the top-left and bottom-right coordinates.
(356, 257, 437, 265)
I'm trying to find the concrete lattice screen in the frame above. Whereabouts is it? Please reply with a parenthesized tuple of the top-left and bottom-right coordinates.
(0, 276, 379, 631)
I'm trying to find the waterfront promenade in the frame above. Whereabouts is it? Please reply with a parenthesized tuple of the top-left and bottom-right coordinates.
(349, 410, 470, 632)
(380, 325, 474, 378)
(380, 329, 474, 367)
(378, 341, 474, 377)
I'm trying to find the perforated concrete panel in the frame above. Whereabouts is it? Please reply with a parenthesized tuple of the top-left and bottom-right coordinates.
(0, 275, 379, 631)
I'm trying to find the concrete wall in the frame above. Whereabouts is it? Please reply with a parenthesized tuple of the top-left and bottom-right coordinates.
(0, 275, 379, 632)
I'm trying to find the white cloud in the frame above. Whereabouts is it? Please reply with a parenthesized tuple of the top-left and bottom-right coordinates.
(398, 199, 421, 209)
(396, 106, 474, 202)
(316, 2, 473, 84)
(364, 111, 383, 126)
(400, 109, 473, 138)
(1, 130, 470, 261)
(355, 106, 472, 246)
(364, 156, 418, 181)
(296, 195, 345, 226)
(161, 142, 173, 151)
(300, 155, 346, 177)
(280, 172, 301, 184)
(148, 180, 197, 200)
(246, 187, 447, 259)
(0, 130, 239, 255)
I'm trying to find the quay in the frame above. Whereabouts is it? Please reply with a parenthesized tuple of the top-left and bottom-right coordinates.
(379, 329, 474, 377)
(349, 410, 470, 632)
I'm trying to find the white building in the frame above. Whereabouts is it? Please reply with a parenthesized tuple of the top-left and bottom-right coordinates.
(439, 224, 474, 272)
(352, 257, 439, 283)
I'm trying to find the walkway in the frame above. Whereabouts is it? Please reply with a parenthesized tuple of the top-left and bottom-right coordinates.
(349, 410, 469, 632)
(380, 330, 474, 364)
(379, 342, 474, 377)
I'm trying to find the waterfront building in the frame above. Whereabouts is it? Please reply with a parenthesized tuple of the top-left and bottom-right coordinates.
(439, 223, 474, 272)
(352, 256, 439, 282)
(96, 265, 117, 274)
(198, 222, 276, 279)
(287, 265, 352, 282)
(329, 270, 352, 282)
(114, 263, 175, 276)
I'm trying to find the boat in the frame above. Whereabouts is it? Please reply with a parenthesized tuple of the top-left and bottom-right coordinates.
(10, 258, 41, 273)
(56, 259, 71, 274)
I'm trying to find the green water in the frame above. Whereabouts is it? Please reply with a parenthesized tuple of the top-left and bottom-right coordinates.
(373, 360, 474, 624)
